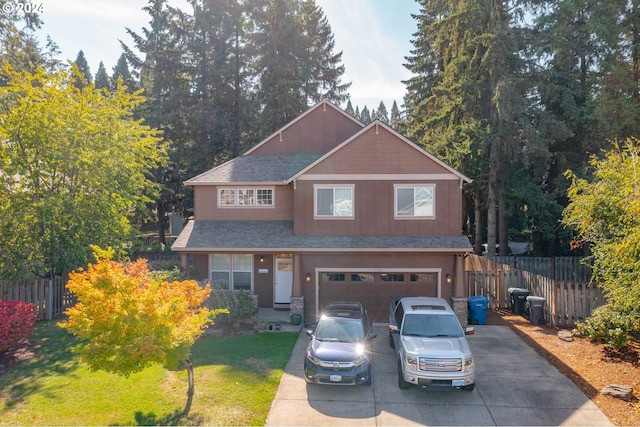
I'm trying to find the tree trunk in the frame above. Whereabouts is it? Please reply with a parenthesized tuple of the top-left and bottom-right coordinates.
(498, 189, 508, 256)
(474, 188, 483, 255)
(185, 359, 195, 397)
(487, 175, 497, 257)
(157, 197, 166, 245)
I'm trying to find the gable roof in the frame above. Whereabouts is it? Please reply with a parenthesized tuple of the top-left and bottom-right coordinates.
(183, 103, 471, 186)
(288, 120, 472, 183)
(243, 99, 364, 156)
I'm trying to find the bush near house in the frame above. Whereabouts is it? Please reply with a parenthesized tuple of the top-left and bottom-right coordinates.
(0, 300, 37, 352)
(205, 286, 259, 325)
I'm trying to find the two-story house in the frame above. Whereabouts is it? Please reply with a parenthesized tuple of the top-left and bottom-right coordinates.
(172, 100, 473, 322)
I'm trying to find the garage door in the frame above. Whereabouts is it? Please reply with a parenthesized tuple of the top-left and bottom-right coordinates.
(319, 271, 439, 323)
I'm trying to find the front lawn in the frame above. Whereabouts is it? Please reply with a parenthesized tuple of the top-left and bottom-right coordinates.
(0, 320, 298, 426)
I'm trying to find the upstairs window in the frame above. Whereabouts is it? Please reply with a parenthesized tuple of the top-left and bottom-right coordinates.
(395, 185, 435, 218)
(314, 185, 354, 218)
(218, 188, 273, 207)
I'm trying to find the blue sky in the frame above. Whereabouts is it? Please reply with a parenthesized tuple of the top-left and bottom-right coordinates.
(35, 0, 419, 110)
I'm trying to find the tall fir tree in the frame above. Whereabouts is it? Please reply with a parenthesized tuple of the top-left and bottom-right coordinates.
(360, 105, 371, 124)
(390, 100, 401, 127)
(248, 0, 349, 136)
(94, 61, 110, 90)
(403, 0, 550, 254)
(375, 101, 389, 124)
(345, 99, 354, 116)
(72, 50, 92, 89)
(121, 0, 193, 243)
(112, 53, 136, 91)
(527, 0, 626, 253)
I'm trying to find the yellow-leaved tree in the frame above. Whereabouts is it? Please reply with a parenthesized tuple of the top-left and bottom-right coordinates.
(59, 251, 223, 398)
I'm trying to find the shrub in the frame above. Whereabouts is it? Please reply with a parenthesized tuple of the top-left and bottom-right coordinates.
(205, 284, 258, 324)
(0, 299, 38, 352)
(577, 304, 637, 348)
(147, 264, 185, 282)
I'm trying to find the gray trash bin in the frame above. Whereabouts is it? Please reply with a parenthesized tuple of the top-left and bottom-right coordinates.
(526, 296, 546, 325)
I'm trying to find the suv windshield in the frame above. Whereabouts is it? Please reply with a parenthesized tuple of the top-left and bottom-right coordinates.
(315, 317, 365, 342)
(401, 313, 464, 338)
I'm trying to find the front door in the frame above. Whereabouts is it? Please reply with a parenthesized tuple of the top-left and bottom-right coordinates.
(274, 258, 293, 304)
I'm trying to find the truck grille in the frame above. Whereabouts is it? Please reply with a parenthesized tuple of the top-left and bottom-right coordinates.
(419, 357, 462, 372)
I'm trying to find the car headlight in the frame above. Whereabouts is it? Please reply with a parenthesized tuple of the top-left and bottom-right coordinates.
(405, 354, 418, 370)
(464, 356, 474, 372)
(352, 343, 367, 366)
(307, 351, 321, 366)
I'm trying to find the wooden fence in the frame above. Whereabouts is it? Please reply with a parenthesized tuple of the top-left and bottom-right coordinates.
(466, 255, 605, 328)
(0, 277, 76, 320)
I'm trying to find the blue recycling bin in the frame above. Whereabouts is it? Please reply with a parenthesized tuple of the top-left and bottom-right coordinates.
(468, 295, 488, 325)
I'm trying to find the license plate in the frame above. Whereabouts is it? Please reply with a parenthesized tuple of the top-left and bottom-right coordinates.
(329, 375, 342, 382)
(452, 379, 465, 387)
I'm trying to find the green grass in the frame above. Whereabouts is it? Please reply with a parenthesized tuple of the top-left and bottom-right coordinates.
(0, 321, 298, 426)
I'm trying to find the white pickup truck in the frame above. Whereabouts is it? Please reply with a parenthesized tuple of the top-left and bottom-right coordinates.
(388, 297, 476, 390)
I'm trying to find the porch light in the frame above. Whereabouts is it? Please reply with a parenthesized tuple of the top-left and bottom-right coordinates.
(260, 255, 264, 263)
(446, 274, 452, 284)
(305, 273, 311, 282)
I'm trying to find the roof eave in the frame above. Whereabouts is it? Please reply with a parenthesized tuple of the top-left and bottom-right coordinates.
(172, 247, 473, 253)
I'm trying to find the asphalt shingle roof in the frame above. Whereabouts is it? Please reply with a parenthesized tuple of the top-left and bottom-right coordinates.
(172, 220, 473, 252)
(185, 154, 324, 184)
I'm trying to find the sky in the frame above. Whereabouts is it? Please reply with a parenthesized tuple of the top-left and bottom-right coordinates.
(34, 0, 420, 110)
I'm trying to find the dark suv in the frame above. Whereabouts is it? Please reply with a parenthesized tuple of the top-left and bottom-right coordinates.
(304, 301, 377, 385)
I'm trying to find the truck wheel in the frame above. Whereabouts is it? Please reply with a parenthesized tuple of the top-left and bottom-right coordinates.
(397, 361, 410, 389)
(462, 383, 475, 391)
(389, 333, 395, 348)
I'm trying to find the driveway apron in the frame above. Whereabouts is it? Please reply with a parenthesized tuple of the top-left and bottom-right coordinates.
(266, 324, 612, 426)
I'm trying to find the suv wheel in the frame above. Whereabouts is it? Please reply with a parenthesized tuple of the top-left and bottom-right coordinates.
(397, 360, 410, 389)
(389, 333, 395, 348)
(462, 383, 475, 391)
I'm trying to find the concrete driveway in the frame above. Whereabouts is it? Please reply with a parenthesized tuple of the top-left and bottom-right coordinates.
(266, 324, 612, 426)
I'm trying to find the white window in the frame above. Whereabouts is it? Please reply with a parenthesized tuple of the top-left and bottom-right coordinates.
(218, 188, 273, 207)
(395, 185, 435, 218)
(219, 189, 236, 206)
(210, 254, 253, 291)
(315, 185, 354, 218)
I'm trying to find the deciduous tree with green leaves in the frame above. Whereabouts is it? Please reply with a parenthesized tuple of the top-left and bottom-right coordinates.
(563, 138, 640, 347)
(0, 65, 166, 279)
(59, 250, 222, 397)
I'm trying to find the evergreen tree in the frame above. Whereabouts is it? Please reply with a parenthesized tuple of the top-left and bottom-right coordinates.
(188, 0, 251, 163)
(111, 53, 136, 91)
(354, 105, 360, 121)
(375, 101, 389, 124)
(528, 0, 625, 253)
(94, 61, 110, 90)
(403, 0, 550, 255)
(390, 100, 401, 127)
(72, 50, 92, 89)
(0, 5, 51, 74)
(248, 0, 349, 135)
(344, 99, 354, 116)
(121, 0, 193, 244)
(360, 105, 371, 124)
(298, 0, 350, 104)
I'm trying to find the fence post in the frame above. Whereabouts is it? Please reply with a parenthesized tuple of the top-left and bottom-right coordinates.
(47, 278, 53, 321)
